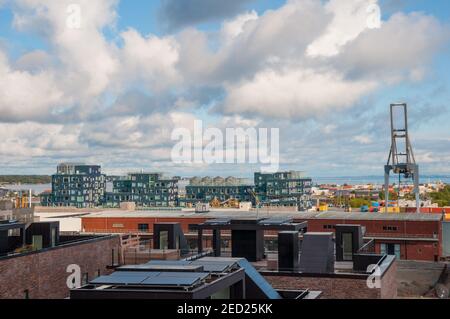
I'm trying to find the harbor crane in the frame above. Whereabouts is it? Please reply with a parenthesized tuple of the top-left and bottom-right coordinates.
(384, 103, 420, 213)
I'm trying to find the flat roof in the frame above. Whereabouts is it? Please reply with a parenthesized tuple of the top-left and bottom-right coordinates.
(296, 211, 443, 222)
(81, 209, 443, 222)
(0, 221, 26, 231)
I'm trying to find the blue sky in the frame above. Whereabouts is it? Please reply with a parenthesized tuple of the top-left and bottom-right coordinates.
(0, 0, 449, 178)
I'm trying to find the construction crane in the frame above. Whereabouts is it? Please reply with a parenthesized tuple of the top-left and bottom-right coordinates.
(384, 103, 420, 213)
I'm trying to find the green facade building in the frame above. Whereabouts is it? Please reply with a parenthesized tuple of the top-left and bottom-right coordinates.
(104, 173, 179, 208)
(40, 163, 106, 208)
(254, 171, 312, 210)
(184, 177, 254, 207)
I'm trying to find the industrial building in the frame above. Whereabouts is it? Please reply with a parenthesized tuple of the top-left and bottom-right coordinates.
(104, 173, 179, 208)
(254, 171, 313, 210)
(40, 163, 106, 208)
(0, 200, 35, 224)
(183, 172, 313, 210)
(184, 176, 254, 207)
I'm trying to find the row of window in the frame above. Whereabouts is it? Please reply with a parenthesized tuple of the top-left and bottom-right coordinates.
(322, 224, 401, 232)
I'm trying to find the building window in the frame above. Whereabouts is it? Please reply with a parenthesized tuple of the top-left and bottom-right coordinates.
(188, 224, 199, 232)
(382, 226, 398, 232)
(380, 243, 401, 259)
(138, 224, 149, 232)
(323, 225, 335, 230)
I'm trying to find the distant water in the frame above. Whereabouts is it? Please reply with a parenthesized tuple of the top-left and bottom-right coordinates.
(313, 176, 450, 185)
(2, 184, 51, 195)
(1, 176, 449, 195)
(3, 182, 112, 194)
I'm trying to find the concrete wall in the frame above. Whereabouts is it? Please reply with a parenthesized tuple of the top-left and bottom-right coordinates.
(0, 235, 120, 299)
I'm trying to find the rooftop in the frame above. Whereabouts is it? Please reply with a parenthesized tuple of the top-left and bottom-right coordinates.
(81, 209, 443, 222)
(70, 257, 318, 299)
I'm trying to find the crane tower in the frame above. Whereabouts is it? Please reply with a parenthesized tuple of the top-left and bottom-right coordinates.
(384, 103, 420, 213)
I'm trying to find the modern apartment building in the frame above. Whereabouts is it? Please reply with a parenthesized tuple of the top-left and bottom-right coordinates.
(254, 171, 313, 210)
(104, 173, 179, 208)
(40, 163, 106, 208)
(184, 176, 254, 207)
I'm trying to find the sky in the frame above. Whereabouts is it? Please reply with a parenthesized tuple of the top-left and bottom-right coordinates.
(0, 0, 449, 178)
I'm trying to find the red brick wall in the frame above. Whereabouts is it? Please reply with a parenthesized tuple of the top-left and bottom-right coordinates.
(295, 218, 440, 239)
(264, 275, 380, 299)
(380, 259, 397, 299)
(0, 236, 120, 299)
(82, 217, 208, 234)
(295, 218, 441, 261)
(81, 216, 442, 261)
(263, 259, 397, 299)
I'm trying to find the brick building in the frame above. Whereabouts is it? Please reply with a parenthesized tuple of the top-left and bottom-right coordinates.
(295, 211, 443, 262)
(262, 257, 397, 299)
(81, 210, 446, 262)
(0, 232, 120, 299)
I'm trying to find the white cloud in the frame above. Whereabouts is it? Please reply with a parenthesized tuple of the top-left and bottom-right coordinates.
(119, 29, 181, 91)
(335, 12, 448, 78)
(221, 10, 258, 43)
(307, 0, 379, 57)
(0, 122, 84, 157)
(353, 135, 373, 144)
(14, 50, 53, 72)
(223, 68, 377, 118)
(0, 51, 64, 122)
(0, 0, 449, 175)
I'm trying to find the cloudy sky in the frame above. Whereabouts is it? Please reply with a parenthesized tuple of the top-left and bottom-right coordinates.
(0, 0, 449, 178)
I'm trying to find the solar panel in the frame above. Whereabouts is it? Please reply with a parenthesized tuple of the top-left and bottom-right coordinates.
(109, 271, 160, 277)
(204, 218, 231, 226)
(191, 261, 236, 272)
(90, 275, 148, 285)
(118, 263, 193, 271)
(134, 264, 203, 273)
(146, 260, 191, 266)
(156, 272, 210, 280)
(141, 276, 201, 287)
(259, 217, 293, 225)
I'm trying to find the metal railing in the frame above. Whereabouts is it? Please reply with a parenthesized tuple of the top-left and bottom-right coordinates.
(358, 239, 375, 254)
(365, 232, 438, 239)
